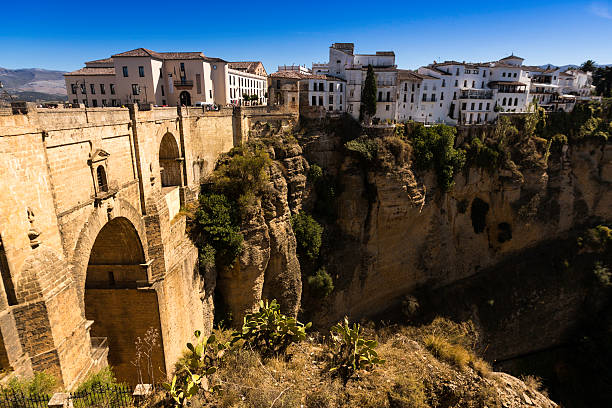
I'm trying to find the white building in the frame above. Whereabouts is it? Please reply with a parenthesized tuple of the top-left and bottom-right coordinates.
(302, 43, 597, 124)
(65, 48, 267, 107)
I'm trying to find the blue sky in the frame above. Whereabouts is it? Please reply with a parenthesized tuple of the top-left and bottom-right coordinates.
(1, 0, 611, 72)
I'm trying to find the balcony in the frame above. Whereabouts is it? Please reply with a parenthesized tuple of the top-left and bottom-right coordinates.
(459, 90, 494, 99)
(174, 79, 193, 89)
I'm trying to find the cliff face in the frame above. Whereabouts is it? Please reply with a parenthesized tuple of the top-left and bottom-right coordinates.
(215, 139, 307, 324)
(305, 135, 611, 327)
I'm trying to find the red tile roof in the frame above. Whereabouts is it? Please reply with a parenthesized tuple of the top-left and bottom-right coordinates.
(500, 55, 524, 61)
(64, 67, 115, 76)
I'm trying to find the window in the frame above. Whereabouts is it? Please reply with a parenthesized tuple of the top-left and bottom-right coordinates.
(100, 84, 105, 94)
(319, 83, 324, 91)
(328, 106, 333, 111)
(339, 83, 343, 92)
(138, 66, 145, 77)
(483, 70, 486, 77)
(180, 62, 185, 71)
(514, 97, 518, 106)
(92, 99, 98, 107)
(403, 94, 406, 102)
(329, 83, 333, 92)
(162, 99, 166, 105)
(102, 99, 107, 107)
(80, 83, 86, 94)
(336, 60, 341, 64)
(277, 80, 280, 89)
(478, 102, 482, 110)
(132, 84, 140, 95)
(422, 94, 427, 102)
(385, 105, 389, 111)
(110, 84, 115, 95)
(431, 94, 436, 102)
(209, 90, 212, 98)
(122, 66, 128, 77)
(196, 74, 201, 94)
(502, 97, 507, 105)
(472, 81, 475, 88)
(340, 95, 342, 104)
(456, 68, 459, 75)
(404, 83, 407, 91)
(463, 80, 467, 87)
(440, 92, 444, 100)
(111, 99, 118, 107)
(513, 73, 517, 78)
(319, 96, 323, 105)
(96, 166, 108, 192)
(453, 92, 456, 100)
(454, 80, 458, 87)
(71, 84, 77, 94)
(486, 103, 490, 110)
(412, 83, 415, 92)
(471, 102, 475, 110)
(378, 91, 382, 102)
(410, 94, 414, 103)
(503, 72, 507, 77)
(484, 113, 488, 122)
(386, 91, 390, 101)
(160, 68, 163, 79)
(83, 99, 88, 107)
(73, 99, 78, 104)
(161, 85, 165, 96)
(461, 102, 466, 110)
(329, 95, 333, 104)
(442, 79, 446, 87)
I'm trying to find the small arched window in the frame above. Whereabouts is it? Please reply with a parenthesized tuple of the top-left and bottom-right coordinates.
(514, 97, 518, 106)
(502, 98, 507, 106)
(97, 166, 108, 192)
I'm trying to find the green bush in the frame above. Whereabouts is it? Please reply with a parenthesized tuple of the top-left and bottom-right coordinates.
(308, 163, 323, 183)
(4, 371, 57, 398)
(465, 137, 500, 171)
(345, 136, 379, 162)
(291, 212, 323, 262)
(329, 317, 385, 382)
(194, 193, 243, 269)
(409, 124, 465, 192)
(307, 268, 334, 298)
(584, 225, 612, 251)
(75, 367, 119, 393)
(594, 261, 612, 287)
(231, 299, 311, 358)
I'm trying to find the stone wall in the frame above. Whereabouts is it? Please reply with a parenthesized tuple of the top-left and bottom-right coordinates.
(0, 103, 236, 388)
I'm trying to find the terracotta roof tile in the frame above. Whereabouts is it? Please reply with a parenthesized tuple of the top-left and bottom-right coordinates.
(64, 67, 115, 76)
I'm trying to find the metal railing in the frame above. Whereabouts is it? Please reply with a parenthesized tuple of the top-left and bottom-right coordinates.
(0, 389, 50, 408)
(69, 383, 133, 408)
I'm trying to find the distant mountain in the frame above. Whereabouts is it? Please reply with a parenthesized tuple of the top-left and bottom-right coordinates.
(539, 63, 611, 71)
(0, 67, 67, 102)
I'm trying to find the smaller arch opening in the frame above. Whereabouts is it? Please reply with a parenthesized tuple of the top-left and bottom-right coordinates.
(96, 165, 108, 193)
(497, 222, 512, 243)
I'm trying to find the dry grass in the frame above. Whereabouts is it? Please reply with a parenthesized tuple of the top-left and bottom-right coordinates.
(148, 320, 553, 408)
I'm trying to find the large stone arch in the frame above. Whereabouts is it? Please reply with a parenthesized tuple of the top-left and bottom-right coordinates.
(71, 198, 148, 313)
(81, 213, 164, 385)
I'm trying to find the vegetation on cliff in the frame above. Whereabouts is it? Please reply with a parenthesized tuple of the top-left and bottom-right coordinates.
(156, 310, 554, 408)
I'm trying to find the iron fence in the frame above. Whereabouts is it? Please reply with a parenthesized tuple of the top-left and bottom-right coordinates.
(0, 389, 50, 408)
(69, 384, 133, 408)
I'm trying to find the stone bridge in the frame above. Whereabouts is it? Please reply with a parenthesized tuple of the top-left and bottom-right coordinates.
(0, 103, 297, 388)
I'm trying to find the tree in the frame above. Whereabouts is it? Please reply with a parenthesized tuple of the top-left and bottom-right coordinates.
(593, 66, 612, 97)
(580, 60, 596, 72)
(360, 64, 377, 123)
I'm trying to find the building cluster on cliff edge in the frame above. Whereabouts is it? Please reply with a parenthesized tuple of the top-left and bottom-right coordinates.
(269, 42, 599, 125)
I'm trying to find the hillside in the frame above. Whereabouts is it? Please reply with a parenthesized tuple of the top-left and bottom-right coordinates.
(0, 67, 67, 101)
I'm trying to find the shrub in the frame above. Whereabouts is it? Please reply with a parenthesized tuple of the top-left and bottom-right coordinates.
(4, 372, 57, 398)
(424, 334, 471, 368)
(291, 212, 323, 262)
(193, 193, 243, 269)
(231, 299, 311, 358)
(584, 225, 612, 251)
(307, 268, 334, 298)
(75, 367, 119, 393)
(345, 135, 379, 162)
(329, 317, 385, 382)
(409, 124, 465, 192)
(594, 261, 612, 287)
(465, 137, 500, 171)
(308, 163, 323, 183)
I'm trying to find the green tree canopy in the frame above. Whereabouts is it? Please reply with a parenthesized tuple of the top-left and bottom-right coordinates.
(580, 60, 596, 72)
(360, 64, 377, 121)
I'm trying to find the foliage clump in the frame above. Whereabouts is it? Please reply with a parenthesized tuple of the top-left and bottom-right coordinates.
(2, 372, 57, 399)
(231, 299, 311, 358)
(329, 317, 385, 382)
(291, 211, 323, 263)
(307, 267, 335, 298)
(409, 124, 466, 192)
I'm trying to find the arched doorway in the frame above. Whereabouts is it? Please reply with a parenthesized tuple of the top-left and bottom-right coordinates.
(85, 217, 165, 385)
(179, 91, 191, 106)
(159, 133, 182, 189)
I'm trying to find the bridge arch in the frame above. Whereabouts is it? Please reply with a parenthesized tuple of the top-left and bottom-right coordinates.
(159, 132, 182, 188)
(84, 216, 164, 384)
